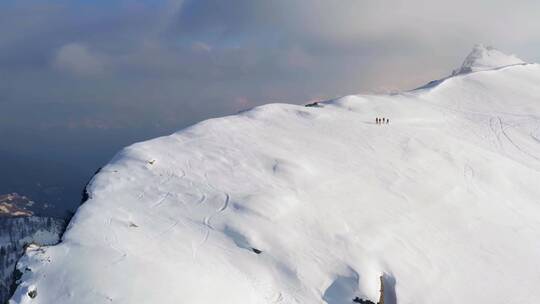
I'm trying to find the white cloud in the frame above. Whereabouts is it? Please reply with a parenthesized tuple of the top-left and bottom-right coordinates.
(53, 43, 105, 76)
(191, 41, 212, 53)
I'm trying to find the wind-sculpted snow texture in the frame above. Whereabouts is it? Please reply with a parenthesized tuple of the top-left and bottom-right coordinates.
(10, 49, 540, 304)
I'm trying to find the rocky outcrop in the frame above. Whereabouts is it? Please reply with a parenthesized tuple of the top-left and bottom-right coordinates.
(0, 216, 64, 304)
(2, 168, 101, 303)
(0, 194, 34, 218)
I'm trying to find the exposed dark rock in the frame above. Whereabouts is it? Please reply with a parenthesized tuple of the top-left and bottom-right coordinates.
(352, 297, 375, 304)
(80, 167, 102, 205)
(8, 268, 23, 303)
(305, 102, 323, 108)
(27, 289, 37, 299)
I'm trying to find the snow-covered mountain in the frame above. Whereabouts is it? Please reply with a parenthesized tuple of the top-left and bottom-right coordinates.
(452, 44, 525, 75)
(1, 216, 64, 304)
(10, 47, 540, 304)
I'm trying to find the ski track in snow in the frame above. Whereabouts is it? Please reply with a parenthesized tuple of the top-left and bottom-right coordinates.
(195, 192, 230, 254)
(155, 219, 180, 240)
(531, 133, 540, 144)
(197, 194, 207, 205)
(219, 193, 230, 212)
(203, 215, 213, 230)
(201, 193, 230, 233)
(498, 117, 540, 162)
(104, 217, 128, 266)
(191, 174, 233, 257)
(192, 227, 210, 259)
(151, 192, 170, 209)
(489, 116, 505, 152)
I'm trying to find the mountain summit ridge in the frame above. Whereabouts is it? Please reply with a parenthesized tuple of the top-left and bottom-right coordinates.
(416, 45, 529, 90)
(452, 44, 526, 75)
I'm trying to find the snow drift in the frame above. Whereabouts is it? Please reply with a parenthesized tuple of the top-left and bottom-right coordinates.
(10, 47, 540, 304)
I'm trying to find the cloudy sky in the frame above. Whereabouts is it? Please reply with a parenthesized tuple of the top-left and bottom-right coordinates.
(1, 0, 540, 215)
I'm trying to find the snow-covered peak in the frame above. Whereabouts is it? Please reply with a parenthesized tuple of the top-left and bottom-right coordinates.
(9, 56, 540, 304)
(453, 44, 525, 75)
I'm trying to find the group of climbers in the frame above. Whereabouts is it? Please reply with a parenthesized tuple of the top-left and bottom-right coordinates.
(376, 117, 389, 124)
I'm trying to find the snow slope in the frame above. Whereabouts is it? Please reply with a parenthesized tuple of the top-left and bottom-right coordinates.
(10, 48, 540, 304)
